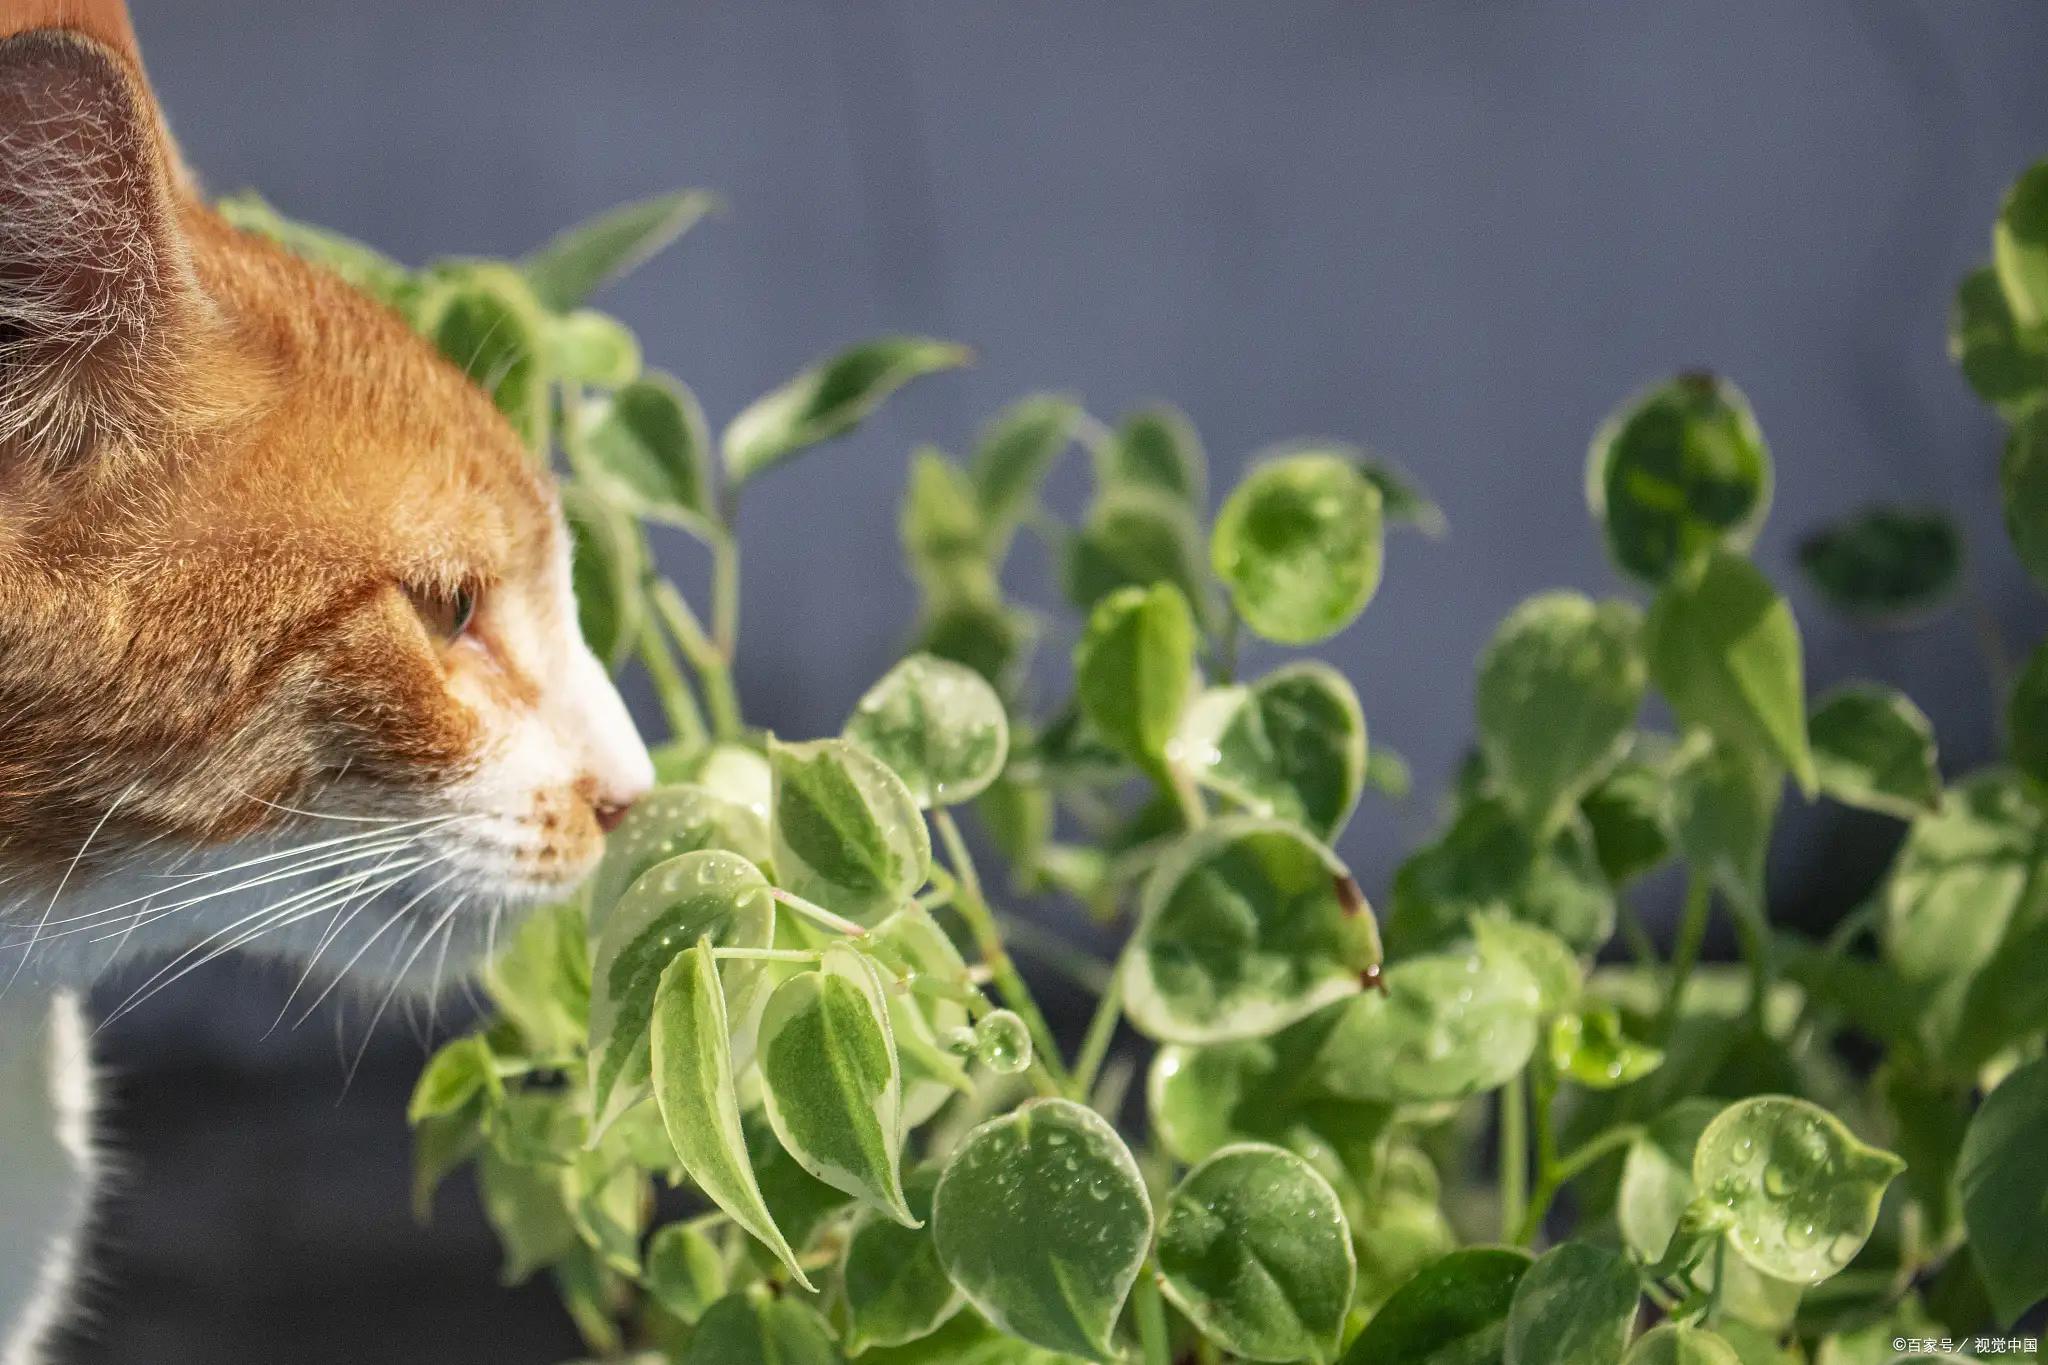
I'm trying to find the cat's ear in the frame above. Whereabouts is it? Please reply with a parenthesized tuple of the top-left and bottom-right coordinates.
(0, 28, 198, 473)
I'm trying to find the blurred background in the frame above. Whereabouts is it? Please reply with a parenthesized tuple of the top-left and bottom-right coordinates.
(59, 1, 2048, 1361)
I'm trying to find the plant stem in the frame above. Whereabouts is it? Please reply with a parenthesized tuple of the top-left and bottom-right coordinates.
(1618, 898, 1661, 970)
(768, 887, 869, 938)
(712, 947, 820, 964)
(1658, 873, 1712, 1042)
(1070, 968, 1125, 1104)
(1165, 761, 1208, 830)
(1499, 1071, 1527, 1244)
(637, 613, 707, 750)
(652, 579, 743, 741)
(1134, 1267, 1171, 1365)
(994, 909, 1114, 996)
(1214, 608, 1241, 685)
(712, 531, 741, 661)
(932, 808, 1070, 1091)
(1728, 899, 1771, 1029)
(1516, 1123, 1646, 1244)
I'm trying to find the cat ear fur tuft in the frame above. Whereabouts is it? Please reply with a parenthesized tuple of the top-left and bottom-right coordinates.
(0, 29, 195, 473)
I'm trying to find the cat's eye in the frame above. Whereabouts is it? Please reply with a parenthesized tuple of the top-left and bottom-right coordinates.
(405, 582, 478, 642)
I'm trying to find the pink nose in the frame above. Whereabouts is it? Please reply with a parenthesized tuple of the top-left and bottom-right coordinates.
(593, 799, 635, 834)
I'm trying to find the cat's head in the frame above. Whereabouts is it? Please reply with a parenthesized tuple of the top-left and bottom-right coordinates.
(0, 9, 653, 989)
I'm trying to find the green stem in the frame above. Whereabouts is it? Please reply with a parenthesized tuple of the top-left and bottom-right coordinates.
(1070, 968, 1125, 1104)
(932, 809, 1070, 1090)
(652, 579, 743, 742)
(1214, 608, 1241, 685)
(768, 887, 870, 938)
(1516, 1123, 1647, 1245)
(1658, 873, 1712, 1042)
(1134, 1267, 1171, 1365)
(995, 909, 1114, 996)
(637, 612, 707, 751)
(1618, 898, 1661, 970)
(712, 947, 820, 964)
(1499, 1072, 1527, 1244)
(1728, 899, 1771, 1030)
(712, 531, 741, 662)
(1165, 761, 1208, 830)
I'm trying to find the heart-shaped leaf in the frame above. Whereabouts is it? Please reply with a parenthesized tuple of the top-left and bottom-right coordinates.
(1580, 757, 1675, 887)
(1315, 946, 1541, 1103)
(1951, 265, 2048, 416)
(589, 849, 776, 1131)
(1074, 582, 1197, 775)
(1212, 450, 1384, 645)
(1619, 1099, 1726, 1264)
(571, 374, 713, 531)
(1693, 1095, 1905, 1284)
(649, 940, 809, 1288)
(424, 271, 549, 448)
(683, 1291, 844, 1365)
(845, 653, 1009, 808)
(587, 784, 771, 930)
(1809, 683, 1941, 820)
(1587, 372, 1772, 586)
(561, 484, 647, 670)
(484, 900, 590, 1061)
(1796, 506, 1963, 625)
(1621, 1325, 1741, 1365)
(1340, 1247, 1531, 1365)
(770, 737, 932, 925)
(544, 307, 641, 387)
(645, 1220, 728, 1326)
(1060, 483, 1208, 617)
(932, 1098, 1153, 1362)
(1097, 404, 1207, 507)
(971, 394, 1079, 532)
(1956, 1056, 2048, 1326)
(1175, 662, 1368, 841)
(901, 449, 989, 593)
(841, 1166, 963, 1353)
(1121, 817, 1378, 1044)
(1156, 1143, 1356, 1363)
(521, 188, 717, 310)
(1645, 550, 1815, 795)
(1478, 592, 1646, 830)
(757, 943, 914, 1226)
(723, 336, 970, 488)
(1503, 1241, 1641, 1365)
(1471, 915, 1583, 1018)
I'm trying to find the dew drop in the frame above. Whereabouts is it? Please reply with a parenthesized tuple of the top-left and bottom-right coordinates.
(976, 1010, 1033, 1074)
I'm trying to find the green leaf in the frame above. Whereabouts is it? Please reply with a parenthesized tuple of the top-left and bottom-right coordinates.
(649, 941, 811, 1288)
(409, 1034, 499, 1124)
(901, 449, 989, 591)
(1549, 1005, 1664, 1089)
(1993, 159, 2048, 330)
(412, 1106, 482, 1222)
(1156, 1143, 1355, 1363)
(1950, 265, 2048, 414)
(484, 900, 591, 1060)
(1622, 1325, 1742, 1365)
(1646, 550, 1815, 794)
(1366, 747, 1414, 799)
(684, 1292, 844, 1365)
(1619, 1099, 1726, 1263)
(1073, 582, 1197, 775)
(1175, 662, 1368, 840)
(588, 849, 776, 1131)
(2007, 638, 2048, 787)
(425, 272, 549, 447)
(1795, 506, 1964, 624)
(564, 1150, 646, 1276)
(865, 905, 975, 1128)
(1387, 800, 1616, 956)
(1357, 454, 1447, 536)
(1581, 757, 1675, 887)
(852, 1309, 1092, 1365)
(476, 1147, 577, 1284)
(1503, 1242, 1641, 1365)
(723, 336, 970, 488)
(1121, 817, 1378, 1044)
(215, 189, 411, 301)
(645, 1220, 728, 1326)
(688, 743, 775, 821)
(522, 189, 718, 311)
(1059, 484, 1208, 617)
(932, 1098, 1153, 1362)
(845, 653, 1009, 808)
(586, 783, 772, 932)
(1097, 404, 1207, 507)
(561, 484, 647, 671)
(1587, 372, 1773, 586)
(971, 394, 1080, 530)
(1693, 1095, 1904, 1285)
(758, 944, 913, 1225)
(769, 737, 933, 925)
(1669, 736, 1782, 913)
(570, 374, 714, 531)
(916, 582, 1037, 697)
(1315, 946, 1542, 1103)
(544, 308, 641, 388)
(1471, 915, 1584, 1018)
(1957, 1055, 2048, 1326)
(1478, 593, 1646, 830)
(841, 1166, 963, 1353)
(1808, 684, 1942, 820)
(2001, 405, 2048, 593)
(1339, 1247, 1531, 1365)
(1212, 450, 1384, 645)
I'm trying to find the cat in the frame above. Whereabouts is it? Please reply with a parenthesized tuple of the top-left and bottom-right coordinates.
(0, 2, 655, 1359)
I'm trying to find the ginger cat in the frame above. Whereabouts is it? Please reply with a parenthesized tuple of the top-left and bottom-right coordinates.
(0, 2, 654, 1358)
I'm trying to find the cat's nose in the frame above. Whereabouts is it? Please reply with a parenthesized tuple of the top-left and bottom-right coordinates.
(594, 799, 636, 834)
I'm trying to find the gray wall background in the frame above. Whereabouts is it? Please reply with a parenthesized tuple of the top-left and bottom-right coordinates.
(60, 3, 2048, 1362)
